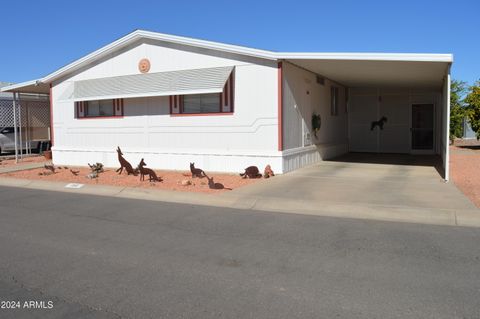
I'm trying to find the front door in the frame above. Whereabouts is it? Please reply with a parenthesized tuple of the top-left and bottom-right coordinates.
(411, 104, 434, 152)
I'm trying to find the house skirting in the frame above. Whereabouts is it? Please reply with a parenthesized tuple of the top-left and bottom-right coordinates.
(51, 147, 284, 174)
(52, 143, 347, 174)
(282, 143, 348, 173)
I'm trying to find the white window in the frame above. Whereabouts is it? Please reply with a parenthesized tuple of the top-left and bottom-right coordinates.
(331, 87, 339, 116)
(85, 100, 115, 117)
(182, 94, 221, 114)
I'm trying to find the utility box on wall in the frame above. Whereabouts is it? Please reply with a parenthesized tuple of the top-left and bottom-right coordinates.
(304, 131, 312, 146)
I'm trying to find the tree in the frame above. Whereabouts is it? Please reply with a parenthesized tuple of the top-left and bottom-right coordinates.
(465, 80, 480, 139)
(450, 80, 468, 139)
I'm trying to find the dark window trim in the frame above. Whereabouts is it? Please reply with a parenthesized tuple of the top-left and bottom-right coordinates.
(180, 93, 222, 115)
(76, 99, 124, 119)
(170, 71, 235, 116)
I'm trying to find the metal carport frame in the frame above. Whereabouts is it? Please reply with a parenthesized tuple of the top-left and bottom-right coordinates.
(1, 81, 51, 162)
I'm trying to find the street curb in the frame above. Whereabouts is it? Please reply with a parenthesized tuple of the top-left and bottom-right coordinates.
(0, 176, 479, 228)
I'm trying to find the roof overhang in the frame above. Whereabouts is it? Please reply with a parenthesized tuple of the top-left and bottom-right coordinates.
(0, 79, 50, 94)
(40, 30, 277, 84)
(283, 53, 452, 89)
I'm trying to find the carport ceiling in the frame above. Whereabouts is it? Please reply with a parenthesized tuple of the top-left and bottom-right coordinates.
(286, 59, 450, 89)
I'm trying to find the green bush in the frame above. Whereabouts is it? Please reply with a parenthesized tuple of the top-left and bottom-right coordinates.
(450, 80, 467, 139)
(465, 81, 480, 139)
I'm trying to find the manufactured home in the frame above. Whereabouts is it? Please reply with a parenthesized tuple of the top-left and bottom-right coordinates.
(1, 30, 452, 179)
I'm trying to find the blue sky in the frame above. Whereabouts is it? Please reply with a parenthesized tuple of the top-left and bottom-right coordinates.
(1, 0, 478, 85)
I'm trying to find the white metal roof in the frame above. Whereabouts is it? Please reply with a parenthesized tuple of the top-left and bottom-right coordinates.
(278, 52, 452, 62)
(0, 82, 14, 98)
(1, 79, 49, 94)
(1, 29, 453, 93)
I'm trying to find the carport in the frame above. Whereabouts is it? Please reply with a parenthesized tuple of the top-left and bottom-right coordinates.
(281, 53, 452, 181)
(0, 80, 51, 162)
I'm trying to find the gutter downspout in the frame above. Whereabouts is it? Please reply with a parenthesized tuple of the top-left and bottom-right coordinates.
(277, 61, 283, 152)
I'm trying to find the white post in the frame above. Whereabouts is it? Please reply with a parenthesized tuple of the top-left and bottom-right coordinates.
(12, 92, 18, 163)
(18, 96, 23, 160)
(445, 66, 451, 182)
(26, 102, 31, 155)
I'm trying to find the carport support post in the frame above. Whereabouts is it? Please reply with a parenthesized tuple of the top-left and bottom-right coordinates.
(12, 92, 18, 163)
(25, 101, 30, 155)
(18, 95, 23, 160)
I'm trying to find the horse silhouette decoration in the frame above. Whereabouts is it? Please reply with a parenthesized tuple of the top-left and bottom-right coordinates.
(371, 116, 388, 131)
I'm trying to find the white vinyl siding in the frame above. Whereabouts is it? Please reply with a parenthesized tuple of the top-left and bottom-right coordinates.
(348, 88, 439, 154)
(51, 41, 280, 173)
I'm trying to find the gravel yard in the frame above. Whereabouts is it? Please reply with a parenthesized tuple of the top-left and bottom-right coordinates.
(1, 164, 261, 194)
(450, 139, 480, 208)
(0, 154, 46, 167)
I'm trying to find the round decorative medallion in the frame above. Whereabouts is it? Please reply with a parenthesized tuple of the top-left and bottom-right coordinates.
(138, 58, 151, 73)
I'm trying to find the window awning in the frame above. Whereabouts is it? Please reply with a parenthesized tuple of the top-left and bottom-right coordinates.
(64, 66, 234, 101)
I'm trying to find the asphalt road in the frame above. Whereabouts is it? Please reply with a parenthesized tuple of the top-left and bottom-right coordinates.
(0, 186, 479, 319)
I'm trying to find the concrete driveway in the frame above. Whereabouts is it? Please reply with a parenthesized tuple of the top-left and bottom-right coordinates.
(231, 153, 476, 222)
(0, 152, 477, 227)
